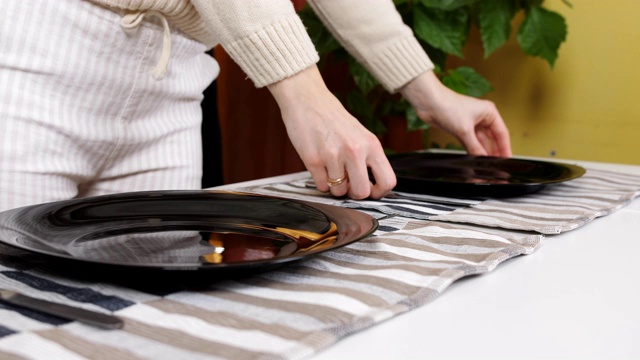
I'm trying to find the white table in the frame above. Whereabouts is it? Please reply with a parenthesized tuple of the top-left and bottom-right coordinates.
(217, 158, 640, 360)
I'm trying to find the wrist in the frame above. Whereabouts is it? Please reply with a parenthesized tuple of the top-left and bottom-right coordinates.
(399, 70, 445, 122)
(400, 70, 442, 100)
(267, 64, 327, 109)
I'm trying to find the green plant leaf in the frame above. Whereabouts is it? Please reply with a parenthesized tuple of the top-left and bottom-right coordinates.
(478, 0, 514, 58)
(441, 69, 466, 94)
(392, 100, 410, 114)
(421, 129, 431, 149)
(378, 99, 394, 118)
(346, 90, 373, 118)
(441, 66, 493, 97)
(406, 106, 429, 131)
(517, 5, 567, 68)
(418, 0, 478, 11)
(348, 58, 378, 95)
(419, 40, 448, 71)
(445, 142, 464, 150)
(346, 91, 386, 135)
(413, 6, 469, 58)
(298, 7, 342, 55)
(524, 0, 543, 7)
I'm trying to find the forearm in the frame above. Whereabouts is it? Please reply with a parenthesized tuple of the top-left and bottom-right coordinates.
(267, 65, 333, 116)
(306, 0, 433, 92)
(400, 71, 512, 157)
(191, 0, 319, 87)
(399, 70, 444, 124)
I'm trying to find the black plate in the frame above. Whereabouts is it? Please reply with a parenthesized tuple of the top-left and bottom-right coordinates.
(0, 191, 377, 273)
(388, 152, 586, 198)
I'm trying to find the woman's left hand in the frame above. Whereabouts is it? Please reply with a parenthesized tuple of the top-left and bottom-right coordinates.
(400, 70, 512, 157)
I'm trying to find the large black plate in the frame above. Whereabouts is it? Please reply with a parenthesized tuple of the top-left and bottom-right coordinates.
(388, 152, 586, 198)
(0, 191, 377, 273)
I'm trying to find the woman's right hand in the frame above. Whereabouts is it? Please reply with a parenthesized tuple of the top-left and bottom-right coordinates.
(267, 65, 396, 200)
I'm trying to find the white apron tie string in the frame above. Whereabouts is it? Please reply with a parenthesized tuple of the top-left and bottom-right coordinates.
(121, 11, 172, 80)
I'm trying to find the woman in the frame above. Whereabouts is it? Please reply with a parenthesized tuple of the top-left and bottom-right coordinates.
(0, 0, 510, 212)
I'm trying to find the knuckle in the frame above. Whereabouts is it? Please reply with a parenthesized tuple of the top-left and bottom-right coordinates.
(375, 179, 397, 198)
(375, 176, 396, 191)
(305, 154, 324, 169)
(460, 127, 475, 139)
(365, 133, 382, 148)
(349, 187, 370, 200)
(387, 177, 398, 190)
(330, 188, 348, 197)
(321, 148, 341, 163)
(482, 99, 496, 107)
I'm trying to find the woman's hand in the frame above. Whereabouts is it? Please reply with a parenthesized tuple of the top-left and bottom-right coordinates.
(400, 70, 512, 157)
(268, 65, 396, 200)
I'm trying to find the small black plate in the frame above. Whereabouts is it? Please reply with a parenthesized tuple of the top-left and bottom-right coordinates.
(388, 152, 586, 198)
(0, 191, 377, 274)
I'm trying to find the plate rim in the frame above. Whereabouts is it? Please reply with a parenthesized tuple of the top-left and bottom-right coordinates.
(387, 152, 586, 197)
(0, 190, 378, 271)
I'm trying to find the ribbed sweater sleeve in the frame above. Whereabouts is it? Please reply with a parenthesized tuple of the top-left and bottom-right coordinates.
(306, 0, 434, 93)
(191, 0, 319, 88)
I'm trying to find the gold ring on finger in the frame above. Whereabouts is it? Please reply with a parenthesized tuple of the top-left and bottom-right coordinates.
(327, 174, 348, 188)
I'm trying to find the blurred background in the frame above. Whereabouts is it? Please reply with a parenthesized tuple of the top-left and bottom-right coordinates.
(204, 0, 640, 186)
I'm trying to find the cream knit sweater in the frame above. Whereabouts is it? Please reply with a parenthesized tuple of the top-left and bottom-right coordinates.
(89, 0, 433, 92)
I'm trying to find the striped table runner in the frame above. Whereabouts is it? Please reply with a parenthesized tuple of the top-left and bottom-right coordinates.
(0, 215, 540, 359)
(238, 178, 481, 219)
(0, 166, 638, 359)
(240, 168, 640, 234)
(431, 168, 640, 234)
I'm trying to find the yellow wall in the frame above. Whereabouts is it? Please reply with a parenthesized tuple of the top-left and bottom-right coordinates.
(431, 0, 640, 165)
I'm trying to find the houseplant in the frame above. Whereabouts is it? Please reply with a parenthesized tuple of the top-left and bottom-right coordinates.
(299, 0, 570, 150)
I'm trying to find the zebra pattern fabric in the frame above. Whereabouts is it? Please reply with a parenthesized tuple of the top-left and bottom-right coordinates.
(240, 169, 640, 234)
